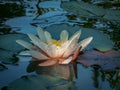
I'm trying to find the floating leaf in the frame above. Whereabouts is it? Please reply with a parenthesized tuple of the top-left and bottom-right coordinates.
(77, 50, 120, 71)
(61, 1, 105, 18)
(80, 27, 114, 52)
(0, 34, 29, 64)
(0, 49, 13, 62)
(48, 82, 76, 90)
(6, 75, 47, 90)
(6, 75, 72, 90)
(5, 13, 67, 32)
(0, 49, 19, 64)
(61, 1, 120, 21)
(45, 24, 114, 51)
(40, 1, 63, 10)
(5, 16, 36, 34)
(104, 9, 120, 21)
(0, 34, 29, 52)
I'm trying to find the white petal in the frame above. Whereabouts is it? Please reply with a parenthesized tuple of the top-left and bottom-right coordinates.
(27, 50, 49, 60)
(19, 50, 31, 56)
(47, 44, 58, 58)
(27, 34, 41, 46)
(62, 30, 81, 57)
(28, 34, 46, 50)
(78, 37, 93, 51)
(27, 34, 51, 56)
(16, 40, 33, 49)
(57, 41, 69, 57)
(69, 30, 81, 41)
(60, 30, 68, 42)
(37, 26, 46, 42)
(59, 56, 72, 64)
(55, 46, 65, 58)
(44, 31, 52, 43)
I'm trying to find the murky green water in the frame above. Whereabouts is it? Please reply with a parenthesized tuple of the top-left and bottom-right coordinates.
(0, 0, 120, 90)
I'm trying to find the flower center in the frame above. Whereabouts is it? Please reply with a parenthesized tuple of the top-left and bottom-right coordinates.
(47, 39, 63, 46)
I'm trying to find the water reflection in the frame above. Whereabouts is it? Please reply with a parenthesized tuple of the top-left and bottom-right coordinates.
(100, 70, 120, 88)
(92, 67, 120, 89)
(27, 58, 75, 81)
(0, 56, 120, 90)
(92, 68, 99, 88)
(2, 58, 77, 90)
(26, 58, 120, 90)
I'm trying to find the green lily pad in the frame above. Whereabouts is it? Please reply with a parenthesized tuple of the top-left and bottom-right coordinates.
(0, 34, 29, 64)
(61, 1, 105, 18)
(0, 34, 29, 52)
(61, 1, 94, 18)
(5, 75, 75, 90)
(45, 24, 114, 51)
(80, 27, 114, 52)
(104, 9, 120, 21)
(0, 49, 19, 64)
(61, 1, 120, 21)
(48, 82, 76, 90)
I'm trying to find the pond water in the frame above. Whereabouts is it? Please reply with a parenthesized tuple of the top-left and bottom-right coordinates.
(0, 56, 119, 90)
(0, 0, 120, 90)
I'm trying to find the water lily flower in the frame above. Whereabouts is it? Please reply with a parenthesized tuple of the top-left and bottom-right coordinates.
(16, 27, 93, 66)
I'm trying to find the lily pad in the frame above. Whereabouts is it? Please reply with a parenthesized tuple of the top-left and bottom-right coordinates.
(80, 27, 114, 52)
(5, 75, 75, 90)
(40, 1, 63, 10)
(61, 1, 105, 18)
(0, 34, 29, 64)
(0, 49, 18, 64)
(48, 82, 76, 90)
(0, 34, 29, 52)
(45, 24, 114, 51)
(77, 50, 120, 71)
(61, 1, 120, 21)
(5, 16, 37, 34)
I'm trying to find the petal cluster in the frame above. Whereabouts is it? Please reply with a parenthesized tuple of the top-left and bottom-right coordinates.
(16, 27, 93, 66)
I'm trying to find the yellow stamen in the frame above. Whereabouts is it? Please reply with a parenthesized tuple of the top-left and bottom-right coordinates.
(47, 39, 63, 46)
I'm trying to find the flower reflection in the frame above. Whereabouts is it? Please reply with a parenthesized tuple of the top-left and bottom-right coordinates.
(16, 27, 93, 66)
(27, 60, 74, 80)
